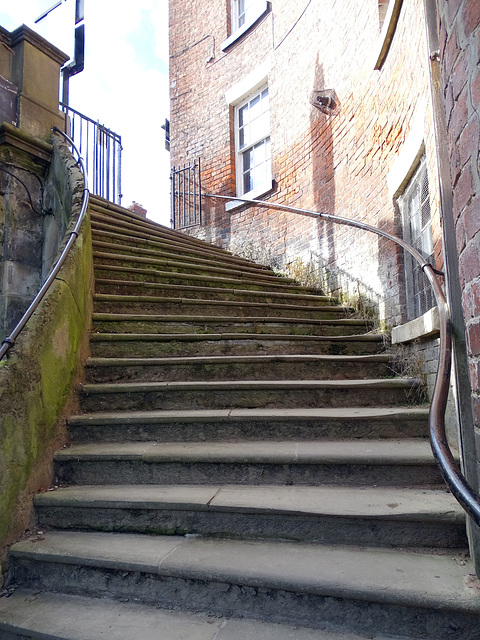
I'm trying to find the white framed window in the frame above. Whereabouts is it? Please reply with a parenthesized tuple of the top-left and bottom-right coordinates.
(221, 0, 270, 51)
(397, 156, 435, 320)
(234, 0, 261, 30)
(235, 85, 271, 197)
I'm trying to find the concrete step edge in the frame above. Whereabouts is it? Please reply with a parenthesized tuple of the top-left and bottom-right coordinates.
(9, 531, 479, 613)
(93, 293, 349, 312)
(85, 354, 391, 367)
(91, 313, 369, 327)
(0, 589, 418, 640)
(92, 241, 281, 279)
(91, 233, 276, 273)
(94, 278, 333, 302)
(93, 264, 310, 292)
(80, 378, 419, 394)
(53, 439, 435, 464)
(33, 484, 465, 523)
(89, 332, 384, 343)
(67, 406, 430, 426)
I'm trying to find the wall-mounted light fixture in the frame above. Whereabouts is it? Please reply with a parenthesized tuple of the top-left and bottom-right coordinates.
(310, 89, 339, 116)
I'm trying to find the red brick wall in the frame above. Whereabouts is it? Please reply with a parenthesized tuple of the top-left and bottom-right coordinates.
(437, 0, 480, 465)
(169, 0, 441, 327)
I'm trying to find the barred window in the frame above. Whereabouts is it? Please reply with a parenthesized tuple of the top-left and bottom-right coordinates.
(398, 156, 435, 320)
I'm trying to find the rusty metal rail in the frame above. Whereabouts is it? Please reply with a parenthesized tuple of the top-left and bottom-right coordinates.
(0, 128, 89, 361)
(203, 192, 480, 525)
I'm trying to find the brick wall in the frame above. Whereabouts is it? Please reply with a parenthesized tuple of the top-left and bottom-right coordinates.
(437, 0, 480, 486)
(169, 0, 441, 328)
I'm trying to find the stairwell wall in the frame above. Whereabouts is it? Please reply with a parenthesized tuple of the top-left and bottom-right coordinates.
(437, 0, 480, 561)
(0, 137, 93, 583)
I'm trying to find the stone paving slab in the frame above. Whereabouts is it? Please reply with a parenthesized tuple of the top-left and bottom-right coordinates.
(10, 531, 480, 612)
(0, 589, 413, 640)
(54, 439, 435, 464)
(34, 483, 464, 520)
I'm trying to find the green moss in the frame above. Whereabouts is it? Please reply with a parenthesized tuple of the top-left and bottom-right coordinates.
(0, 140, 93, 561)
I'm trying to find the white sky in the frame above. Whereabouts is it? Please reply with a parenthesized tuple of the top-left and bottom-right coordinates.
(0, 0, 171, 225)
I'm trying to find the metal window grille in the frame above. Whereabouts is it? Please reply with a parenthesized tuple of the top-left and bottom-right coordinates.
(60, 103, 123, 205)
(398, 156, 435, 320)
(171, 159, 202, 229)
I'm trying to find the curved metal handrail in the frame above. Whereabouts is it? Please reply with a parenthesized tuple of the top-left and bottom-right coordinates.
(0, 127, 89, 361)
(203, 192, 480, 525)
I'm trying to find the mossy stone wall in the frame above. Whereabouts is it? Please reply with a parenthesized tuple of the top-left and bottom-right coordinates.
(0, 136, 93, 580)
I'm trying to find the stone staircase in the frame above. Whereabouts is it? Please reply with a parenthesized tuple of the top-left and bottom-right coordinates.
(1, 197, 479, 639)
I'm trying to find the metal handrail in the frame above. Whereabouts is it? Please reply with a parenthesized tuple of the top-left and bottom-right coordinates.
(0, 127, 89, 361)
(203, 192, 480, 525)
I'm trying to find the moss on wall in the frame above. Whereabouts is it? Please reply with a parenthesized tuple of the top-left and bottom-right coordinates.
(0, 137, 93, 580)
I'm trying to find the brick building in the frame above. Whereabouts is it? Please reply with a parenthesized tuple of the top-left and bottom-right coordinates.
(169, 1, 480, 557)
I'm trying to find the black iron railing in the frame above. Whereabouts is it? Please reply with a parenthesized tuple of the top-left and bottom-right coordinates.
(60, 103, 122, 205)
(202, 192, 480, 526)
(171, 159, 201, 229)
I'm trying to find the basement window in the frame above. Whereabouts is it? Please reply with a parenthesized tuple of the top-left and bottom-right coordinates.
(397, 156, 435, 321)
(221, 0, 271, 51)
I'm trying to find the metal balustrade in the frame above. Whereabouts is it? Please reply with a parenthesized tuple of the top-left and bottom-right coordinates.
(60, 103, 122, 205)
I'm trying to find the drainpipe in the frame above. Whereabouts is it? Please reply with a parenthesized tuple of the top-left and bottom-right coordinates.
(423, 0, 480, 573)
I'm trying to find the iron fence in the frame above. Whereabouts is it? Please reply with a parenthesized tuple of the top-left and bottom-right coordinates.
(171, 159, 201, 229)
(60, 103, 122, 205)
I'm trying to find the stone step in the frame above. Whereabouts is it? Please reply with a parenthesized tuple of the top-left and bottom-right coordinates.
(0, 589, 400, 640)
(93, 277, 334, 304)
(93, 293, 353, 319)
(67, 407, 430, 443)
(9, 531, 480, 638)
(91, 313, 372, 337)
(90, 202, 253, 263)
(84, 353, 392, 383)
(93, 265, 317, 295)
(79, 378, 420, 412)
(89, 332, 385, 357)
(34, 484, 467, 549)
(92, 240, 285, 281)
(91, 222, 275, 274)
(53, 439, 442, 487)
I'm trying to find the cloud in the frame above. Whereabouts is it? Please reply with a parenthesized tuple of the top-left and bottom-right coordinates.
(0, 0, 171, 225)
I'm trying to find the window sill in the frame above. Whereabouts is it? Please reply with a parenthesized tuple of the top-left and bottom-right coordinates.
(221, 1, 271, 52)
(391, 306, 439, 344)
(225, 180, 274, 212)
(373, 0, 403, 70)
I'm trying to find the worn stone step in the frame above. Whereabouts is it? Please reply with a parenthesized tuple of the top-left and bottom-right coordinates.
(89, 332, 385, 357)
(93, 241, 286, 282)
(84, 354, 392, 383)
(67, 407, 430, 443)
(91, 206, 272, 269)
(79, 378, 420, 412)
(93, 266, 317, 296)
(91, 200, 227, 248)
(91, 313, 372, 337)
(53, 439, 442, 487)
(93, 293, 353, 319)
(94, 278, 335, 304)
(0, 589, 393, 640)
(35, 484, 467, 548)
(92, 234, 277, 273)
(9, 531, 480, 638)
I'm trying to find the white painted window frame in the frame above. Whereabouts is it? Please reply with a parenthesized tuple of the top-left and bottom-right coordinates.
(221, 0, 270, 51)
(224, 62, 273, 211)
